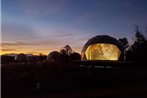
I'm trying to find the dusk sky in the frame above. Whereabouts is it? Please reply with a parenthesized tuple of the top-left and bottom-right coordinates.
(1, 0, 147, 55)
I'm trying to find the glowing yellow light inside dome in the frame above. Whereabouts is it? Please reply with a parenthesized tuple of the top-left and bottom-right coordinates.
(85, 44, 121, 60)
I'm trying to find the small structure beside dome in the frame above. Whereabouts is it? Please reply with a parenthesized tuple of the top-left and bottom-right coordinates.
(15, 53, 28, 62)
(47, 51, 61, 62)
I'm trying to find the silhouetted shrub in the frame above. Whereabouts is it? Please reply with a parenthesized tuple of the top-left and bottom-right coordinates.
(70, 52, 81, 60)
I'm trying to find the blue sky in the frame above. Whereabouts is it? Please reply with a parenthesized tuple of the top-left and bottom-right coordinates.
(1, 0, 147, 54)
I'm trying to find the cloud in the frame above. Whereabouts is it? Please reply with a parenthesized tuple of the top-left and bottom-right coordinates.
(1, 41, 36, 46)
(1, 22, 36, 41)
(1, 42, 19, 46)
(17, 0, 69, 18)
(1, 49, 17, 52)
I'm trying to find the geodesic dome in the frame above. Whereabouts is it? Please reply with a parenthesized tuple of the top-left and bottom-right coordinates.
(81, 35, 124, 61)
(47, 51, 61, 61)
(15, 53, 28, 62)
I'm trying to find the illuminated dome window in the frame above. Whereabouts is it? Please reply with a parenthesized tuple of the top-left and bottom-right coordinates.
(85, 44, 121, 60)
(81, 35, 124, 61)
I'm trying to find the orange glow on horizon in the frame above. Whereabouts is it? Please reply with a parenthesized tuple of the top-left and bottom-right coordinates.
(1, 47, 81, 55)
(1, 50, 51, 55)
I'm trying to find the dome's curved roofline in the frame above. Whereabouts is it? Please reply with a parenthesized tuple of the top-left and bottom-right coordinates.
(48, 51, 60, 56)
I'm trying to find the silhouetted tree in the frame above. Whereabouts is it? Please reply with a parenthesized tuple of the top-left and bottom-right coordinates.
(118, 37, 129, 49)
(60, 45, 72, 63)
(126, 26, 147, 63)
(60, 45, 73, 55)
(60, 45, 81, 63)
(135, 26, 145, 43)
(132, 26, 146, 49)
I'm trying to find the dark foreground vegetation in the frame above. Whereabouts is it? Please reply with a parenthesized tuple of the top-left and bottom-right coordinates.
(2, 61, 147, 98)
